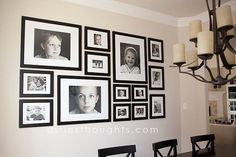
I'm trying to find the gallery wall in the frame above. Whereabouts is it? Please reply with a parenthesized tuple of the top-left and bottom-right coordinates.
(0, 0, 182, 157)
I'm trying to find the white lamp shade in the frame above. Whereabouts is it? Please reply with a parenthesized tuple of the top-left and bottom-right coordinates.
(173, 43, 186, 64)
(216, 5, 233, 29)
(197, 31, 214, 55)
(189, 20, 202, 39)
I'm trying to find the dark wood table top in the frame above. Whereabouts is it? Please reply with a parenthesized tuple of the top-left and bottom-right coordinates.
(177, 144, 236, 157)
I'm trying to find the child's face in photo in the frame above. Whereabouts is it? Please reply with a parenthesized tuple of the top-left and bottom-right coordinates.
(75, 86, 99, 113)
(41, 36, 62, 58)
(125, 51, 136, 68)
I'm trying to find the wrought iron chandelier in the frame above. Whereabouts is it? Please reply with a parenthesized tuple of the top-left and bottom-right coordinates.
(172, 0, 236, 86)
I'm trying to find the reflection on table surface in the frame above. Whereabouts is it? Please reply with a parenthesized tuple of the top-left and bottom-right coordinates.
(177, 144, 236, 157)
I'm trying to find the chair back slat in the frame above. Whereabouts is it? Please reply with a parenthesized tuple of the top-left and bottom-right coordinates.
(98, 145, 136, 157)
(152, 139, 177, 157)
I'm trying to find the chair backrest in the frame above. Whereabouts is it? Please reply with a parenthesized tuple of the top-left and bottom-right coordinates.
(190, 134, 215, 156)
(98, 145, 136, 157)
(152, 139, 178, 157)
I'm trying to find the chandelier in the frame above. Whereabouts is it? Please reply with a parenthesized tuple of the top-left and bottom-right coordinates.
(172, 0, 236, 86)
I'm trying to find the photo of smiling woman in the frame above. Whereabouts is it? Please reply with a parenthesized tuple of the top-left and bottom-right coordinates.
(34, 29, 70, 60)
(69, 86, 101, 114)
(120, 43, 140, 74)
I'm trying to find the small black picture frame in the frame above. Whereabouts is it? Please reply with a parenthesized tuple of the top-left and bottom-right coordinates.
(20, 16, 82, 70)
(148, 38, 164, 63)
(132, 103, 148, 120)
(113, 84, 131, 102)
(150, 94, 165, 119)
(19, 99, 53, 128)
(149, 66, 165, 90)
(132, 85, 148, 101)
(113, 103, 131, 122)
(85, 51, 110, 76)
(84, 26, 110, 52)
(19, 69, 54, 97)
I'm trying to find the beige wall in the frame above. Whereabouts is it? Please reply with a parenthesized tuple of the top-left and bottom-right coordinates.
(0, 0, 181, 157)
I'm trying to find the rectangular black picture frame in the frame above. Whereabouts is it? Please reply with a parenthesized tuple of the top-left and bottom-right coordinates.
(84, 26, 110, 52)
(85, 51, 110, 76)
(19, 99, 53, 128)
(150, 94, 165, 119)
(113, 103, 131, 122)
(113, 84, 131, 102)
(149, 66, 165, 90)
(19, 69, 54, 97)
(132, 85, 148, 101)
(132, 103, 148, 120)
(58, 75, 111, 125)
(113, 31, 147, 83)
(20, 16, 82, 70)
(148, 38, 164, 63)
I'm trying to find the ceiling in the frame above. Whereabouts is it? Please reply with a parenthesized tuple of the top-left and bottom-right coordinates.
(114, 0, 231, 18)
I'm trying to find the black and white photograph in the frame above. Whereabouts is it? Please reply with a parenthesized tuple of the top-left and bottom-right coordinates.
(113, 31, 147, 83)
(84, 26, 110, 52)
(113, 84, 131, 102)
(20, 69, 53, 97)
(21, 16, 82, 70)
(19, 99, 53, 128)
(149, 66, 165, 90)
(132, 103, 148, 120)
(85, 51, 110, 76)
(132, 85, 148, 101)
(113, 104, 131, 121)
(150, 94, 165, 119)
(58, 76, 111, 125)
(148, 38, 164, 63)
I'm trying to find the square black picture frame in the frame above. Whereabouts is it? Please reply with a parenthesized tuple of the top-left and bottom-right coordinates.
(113, 84, 131, 102)
(113, 103, 131, 122)
(149, 66, 165, 90)
(132, 103, 148, 120)
(148, 38, 164, 63)
(20, 16, 82, 70)
(19, 99, 53, 128)
(19, 69, 54, 97)
(112, 31, 147, 83)
(132, 85, 148, 101)
(57, 75, 111, 125)
(85, 51, 110, 76)
(150, 94, 165, 119)
(84, 26, 110, 52)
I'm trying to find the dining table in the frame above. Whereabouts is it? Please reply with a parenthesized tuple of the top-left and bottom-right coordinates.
(177, 144, 236, 157)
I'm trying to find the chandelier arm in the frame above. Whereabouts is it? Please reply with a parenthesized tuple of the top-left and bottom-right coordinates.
(178, 69, 213, 83)
(206, 0, 213, 31)
(226, 69, 232, 79)
(204, 63, 217, 82)
(224, 38, 236, 54)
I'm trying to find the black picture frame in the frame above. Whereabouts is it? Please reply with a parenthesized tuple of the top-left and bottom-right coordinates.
(20, 16, 82, 70)
(57, 75, 111, 125)
(113, 103, 131, 122)
(84, 26, 110, 52)
(150, 94, 165, 119)
(19, 99, 53, 128)
(85, 51, 110, 76)
(112, 31, 147, 83)
(149, 66, 165, 90)
(113, 84, 131, 102)
(19, 69, 54, 97)
(132, 103, 148, 120)
(148, 38, 164, 63)
(132, 85, 148, 101)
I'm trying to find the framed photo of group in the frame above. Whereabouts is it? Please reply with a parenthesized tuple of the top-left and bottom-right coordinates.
(19, 99, 53, 128)
(19, 69, 54, 97)
(149, 66, 165, 90)
(148, 38, 164, 63)
(57, 75, 111, 125)
(150, 94, 165, 119)
(20, 16, 82, 70)
(132, 103, 148, 120)
(84, 26, 110, 52)
(112, 31, 147, 83)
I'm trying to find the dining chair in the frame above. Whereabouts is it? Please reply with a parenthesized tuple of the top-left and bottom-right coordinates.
(190, 134, 215, 156)
(98, 144, 136, 157)
(152, 139, 178, 157)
